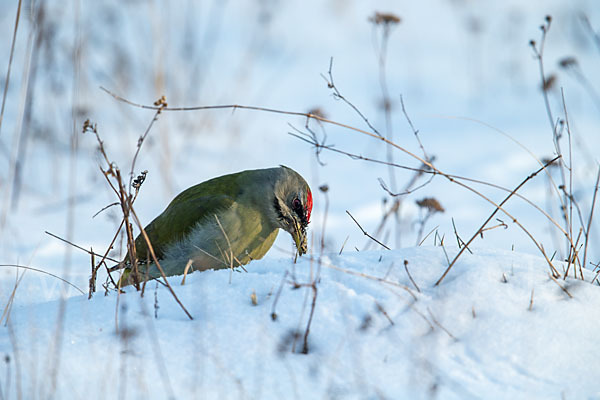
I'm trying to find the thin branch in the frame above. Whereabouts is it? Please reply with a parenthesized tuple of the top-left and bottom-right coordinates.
(346, 210, 390, 250)
(320, 58, 382, 137)
(400, 95, 430, 162)
(128, 99, 166, 194)
(45, 230, 120, 263)
(92, 202, 120, 218)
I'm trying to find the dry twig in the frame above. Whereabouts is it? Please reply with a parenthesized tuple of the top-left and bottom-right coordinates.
(346, 210, 390, 250)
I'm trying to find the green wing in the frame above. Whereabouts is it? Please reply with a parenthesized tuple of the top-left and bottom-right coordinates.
(134, 174, 243, 261)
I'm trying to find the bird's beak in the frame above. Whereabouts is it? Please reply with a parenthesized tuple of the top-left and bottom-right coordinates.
(292, 221, 307, 256)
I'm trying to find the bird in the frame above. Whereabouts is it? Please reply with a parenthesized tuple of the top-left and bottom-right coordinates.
(116, 166, 312, 286)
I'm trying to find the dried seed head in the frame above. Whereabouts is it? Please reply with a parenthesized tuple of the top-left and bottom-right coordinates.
(153, 95, 168, 107)
(307, 107, 327, 119)
(542, 74, 557, 91)
(541, 157, 558, 168)
(82, 119, 96, 134)
(558, 57, 577, 69)
(369, 12, 401, 26)
(416, 197, 445, 213)
(132, 170, 148, 190)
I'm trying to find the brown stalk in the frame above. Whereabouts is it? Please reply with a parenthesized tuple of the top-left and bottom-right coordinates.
(180, 259, 194, 285)
(528, 288, 535, 311)
(564, 228, 583, 280)
(129, 206, 193, 320)
(548, 273, 573, 299)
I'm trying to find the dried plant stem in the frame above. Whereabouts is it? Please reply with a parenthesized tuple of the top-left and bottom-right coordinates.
(320, 58, 382, 137)
(528, 288, 535, 311)
(129, 206, 193, 320)
(435, 156, 561, 286)
(270, 271, 289, 321)
(548, 273, 573, 299)
(181, 259, 194, 285)
(301, 282, 317, 354)
(427, 307, 456, 341)
(0, 0, 23, 142)
(400, 95, 430, 162)
(0, 267, 26, 326)
(346, 210, 390, 250)
(338, 235, 349, 255)
(0, 264, 84, 295)
(325, 263, 417, 301)
(45, 230, 120, 264)
(531, 18, 574, 257)
(417, 225, 439, 246)
(451, 218, 472, 253)
(564, 228, 583, 280)
(214, 214, 237, 284)
(129, 106, 164, 193)
(582, 165, 600, 271)
(403, 260, 420, 293)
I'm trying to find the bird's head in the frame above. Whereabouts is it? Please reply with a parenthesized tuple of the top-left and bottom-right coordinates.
(272, 167, 313, 256)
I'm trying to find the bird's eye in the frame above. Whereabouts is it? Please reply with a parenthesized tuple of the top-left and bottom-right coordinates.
(292, 198, 301, 210)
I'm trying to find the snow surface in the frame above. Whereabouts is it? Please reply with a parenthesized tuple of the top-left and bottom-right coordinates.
(1, 0, 600, 398)
(2, 247, 600, 399)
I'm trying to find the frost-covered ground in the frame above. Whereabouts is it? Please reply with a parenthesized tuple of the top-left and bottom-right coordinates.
(2, 248, 600, 399)
(1, 0, 600, 398)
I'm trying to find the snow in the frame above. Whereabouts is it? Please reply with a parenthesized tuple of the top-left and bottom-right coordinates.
(1, 0, 600, 398)
(2, 248, 600, 399)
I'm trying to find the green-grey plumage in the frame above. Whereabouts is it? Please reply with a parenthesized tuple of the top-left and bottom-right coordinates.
(119, 166, 312, 285)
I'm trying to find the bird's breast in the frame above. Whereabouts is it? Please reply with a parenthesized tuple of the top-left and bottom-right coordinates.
(162, 203, 279, 272)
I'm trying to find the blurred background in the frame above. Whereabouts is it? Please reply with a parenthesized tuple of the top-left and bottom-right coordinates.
(1, 0, 599, 303)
